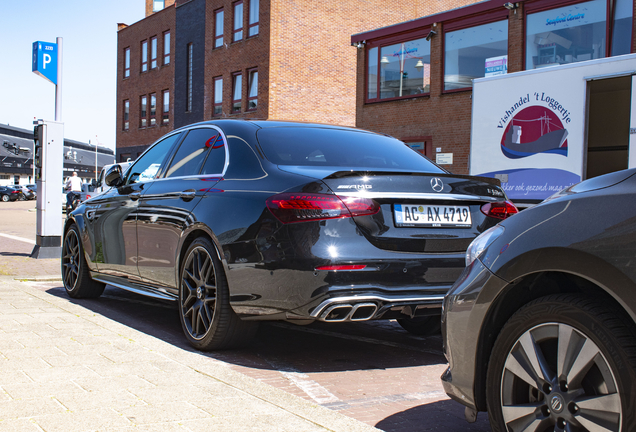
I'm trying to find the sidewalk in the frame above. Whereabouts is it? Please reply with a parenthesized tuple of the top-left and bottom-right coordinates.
(0, 276, 379, 431)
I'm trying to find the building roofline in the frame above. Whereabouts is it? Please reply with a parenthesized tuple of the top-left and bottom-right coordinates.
(0, 123, 113, 155)
(351, 0, 517, 43)
(117, 3, 175, 33)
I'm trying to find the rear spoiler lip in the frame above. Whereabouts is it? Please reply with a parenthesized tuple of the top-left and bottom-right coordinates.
(324, 170, 502, 187)
(334, 191, 501, 203)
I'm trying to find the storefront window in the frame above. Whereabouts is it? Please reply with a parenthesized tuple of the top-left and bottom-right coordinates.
(444, 19, 508, 91)
(367, 37, 430, 101)
(526, 0, 606, 70)
(612, 0, 633, 56)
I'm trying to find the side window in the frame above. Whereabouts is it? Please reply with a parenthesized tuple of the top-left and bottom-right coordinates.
(166, 128, 222, 178)
(126, 133, 181, 184)
(200, 132, 227, 175)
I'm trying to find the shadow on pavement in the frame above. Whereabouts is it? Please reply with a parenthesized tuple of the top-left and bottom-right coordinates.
(42, 284, 447, 374)
(375, 399, 492, 432)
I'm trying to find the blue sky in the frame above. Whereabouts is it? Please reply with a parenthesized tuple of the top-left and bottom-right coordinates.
(1, 0, 145, 151)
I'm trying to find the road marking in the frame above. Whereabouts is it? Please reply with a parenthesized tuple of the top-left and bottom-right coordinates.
(264, 358, 339, 404)
(269, 322, 444, 357)
(0, 232, 36, 244)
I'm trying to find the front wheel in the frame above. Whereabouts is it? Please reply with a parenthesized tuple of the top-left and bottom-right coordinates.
(179, 237, 257, 350)
(62, 225, 105, 299)
(486, 294, 636, 432)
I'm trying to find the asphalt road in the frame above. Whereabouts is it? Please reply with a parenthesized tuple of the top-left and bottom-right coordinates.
(0, 199, 492, 431)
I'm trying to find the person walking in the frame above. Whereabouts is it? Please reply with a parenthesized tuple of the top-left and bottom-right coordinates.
(65, 171, 82, 210)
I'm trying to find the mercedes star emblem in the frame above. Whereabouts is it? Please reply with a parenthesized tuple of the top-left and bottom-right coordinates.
(431, 178, 444, 193)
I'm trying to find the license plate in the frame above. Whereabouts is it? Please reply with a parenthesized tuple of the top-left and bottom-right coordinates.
(394, 204, 472, 228)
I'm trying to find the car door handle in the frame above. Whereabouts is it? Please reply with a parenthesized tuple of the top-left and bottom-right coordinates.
(128, 191, 141, 201)
(180, 190, 196, 201)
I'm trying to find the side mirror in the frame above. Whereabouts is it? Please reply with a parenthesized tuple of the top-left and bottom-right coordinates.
(91, 179, 98, 187)
(105, 165, 124, 187)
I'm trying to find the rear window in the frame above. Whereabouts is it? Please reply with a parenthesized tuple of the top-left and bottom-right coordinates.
(256, 127, 444, 172)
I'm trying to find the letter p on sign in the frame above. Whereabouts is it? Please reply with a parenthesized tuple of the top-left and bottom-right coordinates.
(32, 41, 58, 85)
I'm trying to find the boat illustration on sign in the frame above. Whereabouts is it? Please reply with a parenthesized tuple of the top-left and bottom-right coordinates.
(501, 106, 568, 159)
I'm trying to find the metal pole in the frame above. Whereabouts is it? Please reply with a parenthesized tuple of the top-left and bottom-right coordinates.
(95, 136, 98, 181)
(55, 37, 63, 122)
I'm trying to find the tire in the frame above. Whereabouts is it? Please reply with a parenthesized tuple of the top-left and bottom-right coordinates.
(18, 194, 25, 201)
(486, 294, 636, 432)
(397, 314, 442, 336)
(62, 225, 105, 299)
(1, 194, 8, 202)
(179, 237, 258, 350)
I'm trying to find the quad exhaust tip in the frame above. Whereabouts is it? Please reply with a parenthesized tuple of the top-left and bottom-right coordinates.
(320, 303, 378, 322)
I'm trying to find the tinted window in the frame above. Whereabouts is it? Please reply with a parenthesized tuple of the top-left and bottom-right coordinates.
(257, 127, 444, 172)
(166, 128, 221, 178)
(126, 133, 181, 184)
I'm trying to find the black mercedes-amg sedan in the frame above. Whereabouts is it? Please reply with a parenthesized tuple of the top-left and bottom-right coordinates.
(441, 168, 636, 432)
(62, 120, 517, 350)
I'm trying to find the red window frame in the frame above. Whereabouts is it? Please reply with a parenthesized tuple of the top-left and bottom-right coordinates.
(247, 68, 258, 111)
(124, 47, 130, 78)
(213, 76, 223, 117)
(248, 0, 259, 37)
(149, 93, 157, 126)
(402, 136, 433, 158)
(140, 95, 147, 128)
(232, 72, 242, 113)
(123, 100, 130, 131)
(365, 29, 431, 104)
(162, 90, 169, 125)
(163, 31, 170, 65)
(141, 40, 148, 72)
(150, 36, 158, 69)
(215, 8, 224, 48)
(233, 1, 244, 42)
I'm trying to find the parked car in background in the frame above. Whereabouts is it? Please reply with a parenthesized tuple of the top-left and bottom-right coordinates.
(94, 162, 132, 195)
(10, 185, 35, 200)
(441, 168, 636, 432)
(62, 120, 518, 351)
(0, 186, 20, 202)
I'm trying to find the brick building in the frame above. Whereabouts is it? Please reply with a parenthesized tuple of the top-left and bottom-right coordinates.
(116, 0, 465, 160)
(352, 0, 635, 175)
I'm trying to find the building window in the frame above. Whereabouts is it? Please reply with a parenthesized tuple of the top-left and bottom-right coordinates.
(150, 93, 157, 126)
(163, 90, 170, 125)
(526, 0, 606, 70)
(140, 95, 147, 128)
(186, 43, 193, 112)
(141, 40, 148, 72)
(215, 9, 224, 48)
(612, 0, 633, 56)
(214, 77, 223, 116)
(232, 72, 242, 113)
(367, 36, 431, 102)
(248, 69, 258, 110)
(150, 36, 158, 69)
(153, 0, 164, 12)
(248, 0, 259, 37)
(124, 47, 130, 78)
(123, 100, 130, 131)
(163, 31, 171, 64)
(444, 19, 508, 91)
(233, 1, 243, 42)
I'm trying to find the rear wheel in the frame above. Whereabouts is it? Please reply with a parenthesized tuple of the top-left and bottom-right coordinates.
(486, 294, 636, 432)
(62, 225, 105, 299)
(179, 237, 258, 350)
(1, 194, 8, 202)
(397, 314, 442, 336)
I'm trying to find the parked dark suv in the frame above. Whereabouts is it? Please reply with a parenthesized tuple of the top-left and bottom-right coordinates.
(441, 168, 636, 432)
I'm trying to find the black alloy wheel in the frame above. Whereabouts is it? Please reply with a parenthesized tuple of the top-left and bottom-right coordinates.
(62, 225, 105, 299)
(179, 237, 257, 350)
(487, 294, 636, 432)
(18, 193, 25, 201)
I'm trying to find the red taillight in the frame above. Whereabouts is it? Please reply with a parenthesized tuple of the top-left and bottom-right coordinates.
(481, 200, 519, 220)
(266, 192, 379, 224)
(315, 265, 367, 271)
(86, 195, 91, 200)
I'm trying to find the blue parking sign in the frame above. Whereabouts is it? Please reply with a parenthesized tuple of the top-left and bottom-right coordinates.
(32, 41, 58, 85)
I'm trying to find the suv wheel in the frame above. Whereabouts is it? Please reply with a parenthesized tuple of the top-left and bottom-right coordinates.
(62, 225, 105, 299)
(486, 294, 636, 432)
